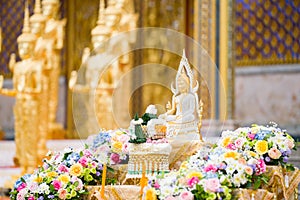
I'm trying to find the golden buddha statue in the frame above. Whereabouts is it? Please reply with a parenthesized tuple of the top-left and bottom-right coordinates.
(159, 50, 202, 139)
(0, 4, 47, 174)
(42, 0, 66, 131)
(69, 0, 118, 133)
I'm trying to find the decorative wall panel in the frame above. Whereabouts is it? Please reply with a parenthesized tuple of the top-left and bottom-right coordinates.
(234, 0, 300, 66)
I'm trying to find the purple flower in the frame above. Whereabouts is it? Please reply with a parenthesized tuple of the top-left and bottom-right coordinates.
(48, 195, 55, 199)
(96, 171, 101, 176)
(283, 156, 288, 162)
(265, 156, 271, 162)
(38, 197, 44, 200)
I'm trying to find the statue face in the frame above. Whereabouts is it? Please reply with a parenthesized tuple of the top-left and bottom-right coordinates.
(18, 42, 35, 60)
(42, 3, 58, 18)
(30, 22, 45, 37)
(178, 77, 189, 93)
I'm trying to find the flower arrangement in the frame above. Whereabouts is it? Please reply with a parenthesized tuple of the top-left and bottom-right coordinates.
(10, 147, 115, 200)
(218, 123, 296, 171)
(89, 129, 130, 165)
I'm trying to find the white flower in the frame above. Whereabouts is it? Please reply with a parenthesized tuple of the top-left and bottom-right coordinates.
(145, 105, 157, 115)
(131, 118, 143, 125)
(38, 183, 50, 194)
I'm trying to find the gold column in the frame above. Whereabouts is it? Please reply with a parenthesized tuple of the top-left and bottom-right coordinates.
(193, 0, 217, 119)
(219, 0, 229, 120)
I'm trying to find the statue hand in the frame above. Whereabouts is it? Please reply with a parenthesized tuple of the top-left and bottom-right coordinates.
(9, 53, 16, 72)
(68, 71, 78, 90)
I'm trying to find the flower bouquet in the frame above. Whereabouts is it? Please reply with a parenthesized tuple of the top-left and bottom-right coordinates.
(10, 147, 116, 200)
(218, 123, 296, 171)
(89, 129, 130, 165)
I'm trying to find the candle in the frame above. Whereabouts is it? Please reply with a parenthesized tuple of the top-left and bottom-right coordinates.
(101, 164, 107, 199)
(140, 163, 148, 200)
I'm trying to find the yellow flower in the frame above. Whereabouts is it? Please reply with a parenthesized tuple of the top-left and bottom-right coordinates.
(112, 141, 123, 153)
(224, 151, 239, 160)
(58, 174, 70, 184)
(115, 130, 123, 136)
(145, 188, 157, 200)
(222, 137, 231, 147)
(254, 140, 268, 155)
(251, 126, 260, 134)
(47, 171, 58, 178)
(187, 171, 203, 179)
(34, 176, 43, 183)
(180, 161, 188, 170)
(70, 163, 83, 177)
(247, 151, 258, 158)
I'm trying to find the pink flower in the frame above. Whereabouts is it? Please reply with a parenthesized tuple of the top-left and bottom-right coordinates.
(110, 153, 120, 164)
(204, 178, 221, 192)
(268, 147, 282, 159)
(234, 138, 245, 148)
(204, 164, 218, 172)
(84, 149, 92, 157)
(58, 164, 69, 173)
(58, 188, 67, 199)
(153, 181, 160, 189)
(165, 196, 177, 200)
(122, 143, 129, 153)
(28, 196, 35, 200)
(17, 193, 25, 200)
(247, 133, 255, 140)
(187, 176, 200, 188)
(227, 143, 236, 150)
(78, 156, 88, 167)
(255, 159, 266, 175)
(17, 183, 26, 191)
(52, 180, 62, 190)
(119, 134, 130, 143)
(180, 191, 194, 200)
(91, 161, 97, 168)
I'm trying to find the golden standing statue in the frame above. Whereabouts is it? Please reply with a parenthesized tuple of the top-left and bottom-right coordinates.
(0, 4, 47, 174)
(42, 0, 66, 138)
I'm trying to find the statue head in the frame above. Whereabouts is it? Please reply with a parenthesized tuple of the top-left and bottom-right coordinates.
(18, 2, 37, 60)
(42, 0, 59, 19)
(91, 0, 111, 50)
(30, 0, 47, 37)
(177, 71, 190, 94)
(171, 50, 199, 95)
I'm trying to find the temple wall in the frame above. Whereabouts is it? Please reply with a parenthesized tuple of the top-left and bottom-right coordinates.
(0, 77, 66, 139)
(235, 64, 300, 137)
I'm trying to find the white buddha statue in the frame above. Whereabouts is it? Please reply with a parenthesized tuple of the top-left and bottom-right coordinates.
(160, 50, 201, 137)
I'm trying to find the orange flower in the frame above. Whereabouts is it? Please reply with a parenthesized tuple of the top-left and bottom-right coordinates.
(238, 158, 246, 165)
(245, 166, 253, 175)
(145, 188, 157, 200)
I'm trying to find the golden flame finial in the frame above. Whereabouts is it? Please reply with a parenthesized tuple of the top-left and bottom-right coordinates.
(23, 0, 30, 33)
(97, 0, 105, 25)
(34, 0, 42, 14)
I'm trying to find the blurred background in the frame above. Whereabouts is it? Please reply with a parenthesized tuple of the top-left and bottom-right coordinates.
(0, 0, 299, 140)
